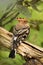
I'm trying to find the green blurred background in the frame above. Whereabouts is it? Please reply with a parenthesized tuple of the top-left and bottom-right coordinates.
(0, 0, 43, 65)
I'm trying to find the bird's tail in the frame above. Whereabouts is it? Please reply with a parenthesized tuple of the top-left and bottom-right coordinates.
(9, 39, 17, 58)
(9, 49, 16, 58)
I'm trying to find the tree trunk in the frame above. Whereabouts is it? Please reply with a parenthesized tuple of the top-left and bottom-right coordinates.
(0, 27, 43, 65)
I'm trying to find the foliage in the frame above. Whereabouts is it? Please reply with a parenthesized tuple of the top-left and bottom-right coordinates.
(0, 1, 43, 65)
(0, 50, 25, 65)
(0, 0, 43, 26)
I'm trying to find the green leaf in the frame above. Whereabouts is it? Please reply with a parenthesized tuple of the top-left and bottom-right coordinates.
(16, 4, 31, 18)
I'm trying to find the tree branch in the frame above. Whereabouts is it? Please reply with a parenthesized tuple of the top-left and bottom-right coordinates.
(0, 27, 43, 64)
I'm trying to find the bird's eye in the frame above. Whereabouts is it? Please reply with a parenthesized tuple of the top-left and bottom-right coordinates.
(24, 21, 26, 23)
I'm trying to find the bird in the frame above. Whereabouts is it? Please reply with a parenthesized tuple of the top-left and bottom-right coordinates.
(9, 18, 30, 58)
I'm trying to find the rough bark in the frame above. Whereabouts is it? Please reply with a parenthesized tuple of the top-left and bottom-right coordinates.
(0, 27, 43, 65)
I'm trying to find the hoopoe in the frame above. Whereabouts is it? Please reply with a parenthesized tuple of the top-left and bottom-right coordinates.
(9, 18, 30, 58)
